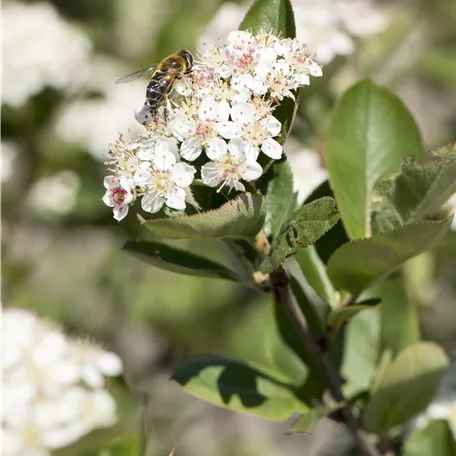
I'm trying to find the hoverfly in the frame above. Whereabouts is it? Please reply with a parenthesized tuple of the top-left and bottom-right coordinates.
(116, 50, 193, 123)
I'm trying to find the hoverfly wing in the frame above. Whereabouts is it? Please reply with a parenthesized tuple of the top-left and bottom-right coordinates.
(115, 66, 157, 84)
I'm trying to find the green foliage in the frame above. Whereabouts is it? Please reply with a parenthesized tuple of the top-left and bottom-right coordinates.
(295, 245, 336, 306)
(327, 219, 452, 294)
(171, 355, 307, 420)
(240, 0, 296, 38)
(123, 240, 243, 282)
(326, 79, 423, 239)
(288, 403, 343, 434)
(372, 142, 456, 232)
(363, 342, 449, 434)
(264, 159, 296, 238)
(141, 193, 266, 240)
(404, 420, 456, 456)
(261, 197, 342, 273)
(328, 299, 380, 332)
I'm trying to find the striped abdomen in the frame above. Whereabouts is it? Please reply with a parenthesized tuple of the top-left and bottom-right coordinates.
(145, 68, 181, 109)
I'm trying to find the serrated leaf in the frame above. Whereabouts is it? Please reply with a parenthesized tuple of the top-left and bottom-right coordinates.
(363, 342, 449, 434)
(264, 159, 296, 238)
(123, 240, 242, 282)
(240, 0, 296, 38)
(296, 246, 336, 306)
(372, 142, 456, 232)
(141, 193, 266, 240)
(326, 79, 423, 239)
(404, 420, 456, 456)
(261, 197, 342, 273)
(171, 355, 306, 420)
(328, 299, 380, 332)
(327, 219, 452, 294)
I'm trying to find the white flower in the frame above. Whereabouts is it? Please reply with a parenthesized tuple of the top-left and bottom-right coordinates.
(446, 193, 456, 231)
(285, 140, 328, 205)
(2, 307, 122, 455)
(201, 138, 262, 192)
(2, 1, 91, 107)
(102, 176, 134, 221)
(140, 150, 196, 213)
(27, 171, 80, 216)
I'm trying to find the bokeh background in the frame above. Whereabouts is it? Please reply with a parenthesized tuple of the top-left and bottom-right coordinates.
(2, 0, 456, 455)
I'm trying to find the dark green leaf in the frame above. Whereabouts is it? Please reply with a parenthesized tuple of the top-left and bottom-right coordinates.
(261, 197, 342, 273)
(372, 142, 456, 232)
(240, 0, 296, 38)
(363, 342, 449, 434)
(328, 299, 380, 332)
(296, 245, 336, 306)
(264, 159, 296, 238)
(123, 240, 242, 282)
(326, 79, 423, 239)
(171, 355, 306, 420)
(141, 193, 266, 240)
(327, 219, 452, 294)
(375, 279, 420, 356)
(405, 420, 456, 456)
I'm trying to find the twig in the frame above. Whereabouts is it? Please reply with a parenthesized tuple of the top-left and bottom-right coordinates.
(271, 269, 380, 456)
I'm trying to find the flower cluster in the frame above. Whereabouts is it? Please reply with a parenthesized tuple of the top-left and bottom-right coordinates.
(2, 307, 123, 455)
(103, 30, 322, 221)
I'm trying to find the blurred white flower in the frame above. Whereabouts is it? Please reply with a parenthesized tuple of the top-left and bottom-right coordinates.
(55, 57, 146, 161)
(285, 139, 328, 204)
(198, 0, 387, 65)
(27, 170, 80, 216)
(2, 307, 122, 455)
(2, 141, 20, 182)
(2, 1, 91, 107)
(446, 193, 456, 231)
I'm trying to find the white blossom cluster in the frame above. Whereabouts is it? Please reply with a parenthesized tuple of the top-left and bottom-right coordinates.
(2, 307, 123, 456)
(199, 0, 388, 65)
(2, 1, 91, 107)
(103, 31, 322, 221)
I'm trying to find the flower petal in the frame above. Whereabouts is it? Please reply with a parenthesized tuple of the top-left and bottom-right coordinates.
(152, 149, 176, 171)
(141, 191, 164, 214)
(180, 138, 202, 161)
(201, 162, 224, 188)
(227, 138, 246, 161)
(241, 161, 263, 181)
(230, 103, 256, 125)
(166, 187, 186, 210)
(171, 162, 196, 187)
(261, 137, 282, 159)
(215, 121, 242, 140)
(206, 137, 228, 160)
(113, 204, 129, 221)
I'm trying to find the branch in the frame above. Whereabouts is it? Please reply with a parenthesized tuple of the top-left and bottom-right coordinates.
(271, 269, 380, 456)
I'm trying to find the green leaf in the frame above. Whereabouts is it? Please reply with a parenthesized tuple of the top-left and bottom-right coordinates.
(326, 79, 423, 239)
(372, 142, 456, 232)
(327, 219, 452, 294)
(240, 0, 296, 38)
(363, 342, 449, 434)
(123, 240, 242, 282)
(296, 245, 336, 306)
(288, 403, 343, 434)
(261, 197, 342, 273)
(375, 279, 420, 357)
(171, 355, 306, 420)
(264, 160, 296, 239)
(328, 299, 380, 332)
(141, 193, 266, 240)
(404, 420, 456, 456)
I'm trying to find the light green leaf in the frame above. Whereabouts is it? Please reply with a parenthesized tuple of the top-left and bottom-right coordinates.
(261, 197, 342, 273)
(296, 245, 336, 306)
(141, 193, 266, 240)
(372, 142, 456, 232)
(363, 342, 449, 434)
(240, 0, 296, 38)
(375, 279, 420, 357)
(123, 240, 242, 282)
(288, 403, 342, 434)
(404, 420, 456, 456)
(326, 79, 423, 239)
(328, 299, 380, 332)
(171, 355, 306, 420)
(327, 219, 452, 294)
